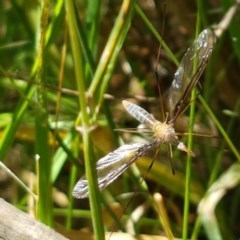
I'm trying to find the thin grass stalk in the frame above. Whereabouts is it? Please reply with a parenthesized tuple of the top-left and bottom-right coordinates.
(199, 95, 240, 161)
(86, 0, 100, 76)
(43, 0, 65, 48)
(153, 193, 174, 240)
(191, 84, 240, 240)
(191, 99, 240, 239)
(89, 0, 135, 110)
(65, 1, 105, 239)
(182, 8, 202, 238)
(182, 89, 196, 239)
(73, 1, 96, 77)
(0, 85, 35, 159)
(34, 0, 53, 225)
(135, 4, 178, 66)
(182, 77, 197, 238)
(67, 165, 77, 229)
(67, 136, 82, 230)
(220, 0, 240, 60)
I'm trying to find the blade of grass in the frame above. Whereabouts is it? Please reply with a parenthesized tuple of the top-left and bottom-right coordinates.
(89, 0, 136, 121)
(65, 1, 104, 239)
(0, 84, 36, 159)
(191, 97, 240, 239)
(198, 163, 240, 240)
(73, 1, 96, 77)
(182, 14, 201, 237)
(199, 95, 240, 161)
(153, 193, 174, 240)
(135, 4, 178, 66)
(34, 0, 53, 226)
(219, 0, 240, 60)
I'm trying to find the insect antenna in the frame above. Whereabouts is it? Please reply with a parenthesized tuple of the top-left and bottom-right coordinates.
(178, 132, 219, 138)
(154, 1, 167, 122)
(155, 3, 180, 175)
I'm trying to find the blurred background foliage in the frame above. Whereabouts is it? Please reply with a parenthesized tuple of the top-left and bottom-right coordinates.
(0, 0, 240, 239)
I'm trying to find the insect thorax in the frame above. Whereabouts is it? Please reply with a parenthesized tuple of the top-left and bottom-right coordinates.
(153, 122, 178, 144)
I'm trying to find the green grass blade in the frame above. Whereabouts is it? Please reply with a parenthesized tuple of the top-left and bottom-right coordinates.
(65, 1, 104, 239)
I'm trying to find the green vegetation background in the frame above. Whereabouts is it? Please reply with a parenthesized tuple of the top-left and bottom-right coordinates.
(0, 1, 240, 239)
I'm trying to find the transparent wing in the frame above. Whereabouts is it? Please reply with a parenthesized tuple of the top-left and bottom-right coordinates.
(122, 100, 157, 126)
(168, 29, 216, 123)
(72, 142, 154, 199)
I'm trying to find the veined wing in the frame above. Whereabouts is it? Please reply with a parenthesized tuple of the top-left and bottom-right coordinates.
(122, 100, 157, 126)
(72, 142, 155, 199)
(168, 29, 216, 123)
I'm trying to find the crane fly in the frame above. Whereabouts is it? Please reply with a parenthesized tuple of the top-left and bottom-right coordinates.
(73, 29, 216, 199)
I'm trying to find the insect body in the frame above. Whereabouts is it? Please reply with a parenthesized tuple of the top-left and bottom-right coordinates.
(122, 100, 193, 156)
(72, 29, 216, 199)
